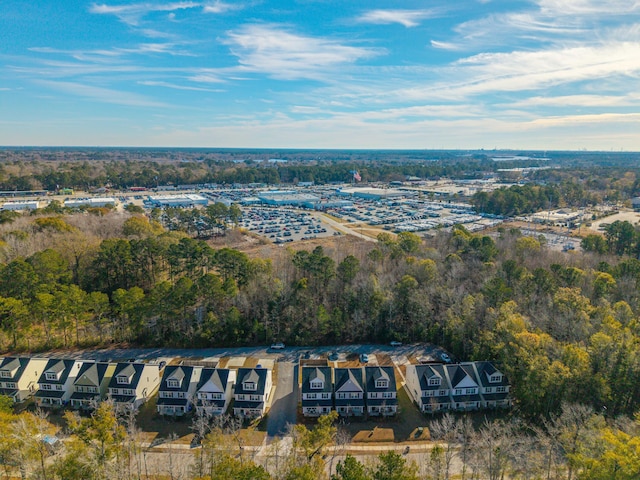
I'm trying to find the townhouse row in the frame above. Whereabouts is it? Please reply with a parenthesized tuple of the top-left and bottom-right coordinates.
(0, 356, 273, 418)
(301, 366, 398, 417)
(405, 361, 511, 413)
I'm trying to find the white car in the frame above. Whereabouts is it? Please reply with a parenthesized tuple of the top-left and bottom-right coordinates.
(270, 342, 285, 350)
(440, 352, 452, 363)
(390, 341, 402, 347)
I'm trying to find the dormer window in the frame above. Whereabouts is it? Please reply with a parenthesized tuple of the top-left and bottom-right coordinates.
(45, 371, 59, 381)
(117, 375, 129, 385)
(489, 374, 502, 383)
(243, 382, 257, 391)
(428, 377, 441, 386)
(375, 379, 388, 389)
(0, 371, 9, 378)
(167, 378, 181, 388)
(310, 380, 323, 390)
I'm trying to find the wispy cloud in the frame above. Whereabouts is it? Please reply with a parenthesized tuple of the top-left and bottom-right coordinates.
(35, 80, 168, 107)
(357, 9, 438, 28)
(224, 24, 383, 80)
(138, 80, 224, 92)
(203, 1, 239, 14)
(90, 2, 200, 26)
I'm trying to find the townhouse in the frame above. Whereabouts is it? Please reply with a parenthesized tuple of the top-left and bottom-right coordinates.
(364, 366, 398, 416)
(406, 361, 511, 413)
(70, 361, 116, 410)
(473, 361, 511, 408)
(405, 363, 450, 413)
(233, 367, 272, 418)
(156, 365, 202, 416)
(334, 368, 365, 416)
(195, 368, 235, 416)
(301, 366, 333, 417)
(34, 359, 84, 408)
(0, 357, 48, 403)
(108, 362, 160, 410)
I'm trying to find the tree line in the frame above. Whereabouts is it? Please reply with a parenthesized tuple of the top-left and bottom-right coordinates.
(2, 400, 640, 479)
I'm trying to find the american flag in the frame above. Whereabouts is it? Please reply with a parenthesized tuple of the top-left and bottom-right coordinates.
(352, 170, 362, 182)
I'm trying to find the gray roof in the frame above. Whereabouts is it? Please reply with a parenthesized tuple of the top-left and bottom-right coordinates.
(414, 364, 448, 392)
(160, 366, 193, 393)
(108, 363, 145, 389)
(365, 366, 396, 393)
(474, 362, 509, 387)
(74, 362, 111, 387)
(334, 368, 364, 393)
(446, 364, 479, 391)
(0, 357, 30, 380)
(196, 368, 231, 394)
(235, 368, 269, 395)
(301, 366, 332, 394)
(38, 359, 77, 385)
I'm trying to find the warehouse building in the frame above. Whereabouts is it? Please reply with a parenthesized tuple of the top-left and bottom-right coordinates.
(1, 201, 40, 211)
(336, 187, 406, 200)
(257, 191, 320, 206)
(64, 197, 117, 208)
(147, 194, 208, 208)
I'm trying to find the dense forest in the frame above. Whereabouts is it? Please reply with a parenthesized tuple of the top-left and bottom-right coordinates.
(3, 208, 640, 421)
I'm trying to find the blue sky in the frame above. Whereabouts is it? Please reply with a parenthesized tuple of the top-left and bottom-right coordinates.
(1, 0, 640, 150)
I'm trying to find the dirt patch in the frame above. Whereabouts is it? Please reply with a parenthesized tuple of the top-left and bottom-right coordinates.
(589, 210, 640, 232)
(353, 427, 395, 443)
(375, 354, 395, 367)
(243, 357, 259, 368)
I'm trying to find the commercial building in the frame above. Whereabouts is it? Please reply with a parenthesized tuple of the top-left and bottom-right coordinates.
(336, 187, 406, 201)
(64, 197, 117, 208)
(1, 201, 40, 211)
(147, 194, 208, 208)
(257, 191, 320, 206)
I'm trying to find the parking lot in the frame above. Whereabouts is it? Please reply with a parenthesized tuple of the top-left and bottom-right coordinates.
(241, 207, 340, 243)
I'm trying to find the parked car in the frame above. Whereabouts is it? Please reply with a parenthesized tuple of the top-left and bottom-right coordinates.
(328, 352, 339, 361)
(270, 342, 285, 350)
(390, 341, 402, 347)
(359, 353, 369, 363)
(439, 352, 452, 363)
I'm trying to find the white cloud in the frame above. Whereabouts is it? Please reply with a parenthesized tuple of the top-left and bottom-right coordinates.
(225, 24, 383, 80)
(90, 2, 200, 26)
(536, 0, 640, 16)
(508, 94, 638, 108)
(203, 1, 238, 14)
(357, 9, 437, 28)
(138, 80, 224, 92)
(35, 80, 168, 107)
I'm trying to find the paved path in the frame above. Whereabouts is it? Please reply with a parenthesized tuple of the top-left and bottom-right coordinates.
(265, 361, 298, 439)
(320, 214, 377, 242)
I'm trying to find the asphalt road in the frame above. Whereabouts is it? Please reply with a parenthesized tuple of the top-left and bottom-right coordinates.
(265, 361, 298, 439)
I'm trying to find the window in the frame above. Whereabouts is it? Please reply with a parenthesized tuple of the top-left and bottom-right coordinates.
(439, 390, 447, 396)
(243, 382, 257, 391)
(455, 389, 462, 395)
(490, 374, 502, 383)
(236, 394, 245, 401)
(496, 386, 506, 393)
(310, 380, 323, 390)
(41, 384, 52, 390)
(424, 390, 433, 397)
(56, 385, 63, 391)
(383, 392, 394, 399)
(336, 393, 345, 399)
(428, 377, 441, 386)
(45, 372, 58, 381)
(123, 389, 134, 396)
(465, 388, 476, 395)
(485, 387, 493, 393)
(6, 382, 16, 389)
(0, 371, 10, 378)
(321, 393, 330, 399)
(167, 379, 180, 388)
(250, 395, 261, 401)
(116, 376, 128, 385)
(375, 380, 388, 389)
(349, 392, 361, 399)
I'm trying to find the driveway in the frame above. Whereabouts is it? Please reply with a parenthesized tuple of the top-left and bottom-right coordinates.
(265, 360, 298, 439)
